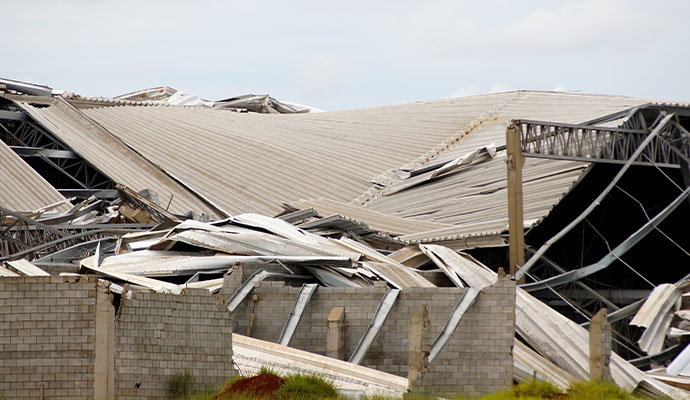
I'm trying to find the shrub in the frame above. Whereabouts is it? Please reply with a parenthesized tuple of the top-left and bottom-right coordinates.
(170, 369, 195, 399)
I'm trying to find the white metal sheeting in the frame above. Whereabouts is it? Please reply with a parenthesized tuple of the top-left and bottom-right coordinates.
(419, 246, 684, 397)
(72, 93, 514, 216)
(0, 139, 69, 212)
(631, 283, 683, 355)
(232, 333, 408, 398)
(668, 344, 690, 377)
(513, 340, 575, 390)
(290, 197, 453, 236)
(4, 259, 50, 276)
(334, 237, 435, 288)
(96, 251, 352, 276)
(18, 98, 222, 218)
(12, 90, 648, 242)
(348, 92, 649, 242)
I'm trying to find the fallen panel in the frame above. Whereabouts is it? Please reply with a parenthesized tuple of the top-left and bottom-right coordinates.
(81, 260, 183, 294)
(278, 283, 318, 346)
(0, 266, 20, 277)
(632, 283, 683, 355)
(419, 244, 494, 289)
(183, 278, 224, 292)
(335, 238, 434, 288)
(513, 340, 575, 390)
(4, 259, 50, 276)
(226, 269, 309, 312)
(232, 333, 407, 398)
(428, 287, 480, 363)
(668, 343, 690, 377)
(98, 251, 352, 276)
(349, 289, 400, 365)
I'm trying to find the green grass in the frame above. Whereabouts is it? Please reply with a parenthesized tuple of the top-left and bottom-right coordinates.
(274, 373, 339, 400)
(174, 371, 642, 400)
(566, 381, 638, 400)
(478, 381, 563, 400)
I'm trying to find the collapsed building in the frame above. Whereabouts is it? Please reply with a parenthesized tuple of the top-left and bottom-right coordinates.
(1, 77, 690, 398)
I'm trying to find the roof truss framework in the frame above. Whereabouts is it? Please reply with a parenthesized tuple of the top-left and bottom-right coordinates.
(0, 100, 116, 199)
(515, 107, 690, 168)
(510, 105, 690, 294)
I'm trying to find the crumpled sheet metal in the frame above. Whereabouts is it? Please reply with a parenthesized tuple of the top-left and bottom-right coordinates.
(419, 245, 688, 398)
(631, 283, 683, 355)
(96, 251, 353, 276)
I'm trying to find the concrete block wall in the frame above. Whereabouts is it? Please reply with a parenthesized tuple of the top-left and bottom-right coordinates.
(115, 287, 236, 399)
(224, 269, 516, 397)
(410, 278, 516, 397)
(0, 275, 99, 399)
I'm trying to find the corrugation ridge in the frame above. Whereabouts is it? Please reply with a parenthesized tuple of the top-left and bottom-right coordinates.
(0, 141, 69, 211)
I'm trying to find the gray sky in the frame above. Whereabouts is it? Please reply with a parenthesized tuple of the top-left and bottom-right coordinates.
(3, 0, 688, 110)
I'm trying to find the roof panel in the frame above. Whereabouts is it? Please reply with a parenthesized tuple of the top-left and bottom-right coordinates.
(17, 99, 223, 218)
(0, 140, 69, 212)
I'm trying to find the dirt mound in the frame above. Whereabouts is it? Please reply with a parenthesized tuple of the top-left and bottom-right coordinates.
(214, 373, 285, 399)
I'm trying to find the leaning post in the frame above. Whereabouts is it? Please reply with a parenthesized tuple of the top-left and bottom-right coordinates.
(506, 121, 525, 283)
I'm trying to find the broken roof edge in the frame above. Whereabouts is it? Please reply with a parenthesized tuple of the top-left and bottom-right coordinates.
(13, 97, 226, 219)
(351, 92, 528, 207)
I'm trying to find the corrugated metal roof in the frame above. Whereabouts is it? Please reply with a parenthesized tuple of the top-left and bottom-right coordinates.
(342, 92, 649, 242)
(17, 98, 223, 218)
(0, 139, 70, 212)
(68, 92, 518, 215)
(12, 91, 649, 240)
(291, 197, 452, 235)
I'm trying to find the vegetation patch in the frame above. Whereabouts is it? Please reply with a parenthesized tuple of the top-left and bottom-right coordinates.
(175, 371, 640, 400)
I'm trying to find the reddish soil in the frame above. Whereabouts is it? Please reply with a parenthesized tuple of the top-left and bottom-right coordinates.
(214, 373, 285, 399)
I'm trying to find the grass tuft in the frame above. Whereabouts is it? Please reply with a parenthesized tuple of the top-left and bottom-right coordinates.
(274, 373, 338, 400)
(566, 381, 637, 400)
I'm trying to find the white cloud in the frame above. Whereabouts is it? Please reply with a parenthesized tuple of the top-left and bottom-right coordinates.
(553, 85, 568, 92)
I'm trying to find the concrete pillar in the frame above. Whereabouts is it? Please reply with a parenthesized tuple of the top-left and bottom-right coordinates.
(94, 281, 115, 399)
(327, 307, 345, 360)
(589, 308, 612, 382)
(408, 304, 430, 387)
(506, 122, 525, 283)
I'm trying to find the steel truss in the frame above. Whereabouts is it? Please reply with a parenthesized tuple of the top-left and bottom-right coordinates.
(0, 205, 152, 261)
(0, 100, 115, 198)
(515, 107, 690, 168)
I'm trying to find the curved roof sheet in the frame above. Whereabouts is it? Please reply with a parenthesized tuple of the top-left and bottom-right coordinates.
(0, 140, 69, 212)
(300, 92, 649, 242)
(73, 92, 516, 215)
(10, 90, 650, 242)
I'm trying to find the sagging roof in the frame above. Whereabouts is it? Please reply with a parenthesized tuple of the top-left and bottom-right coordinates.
(295, 92, 648, 242)
(19, 91, 522, 215)
(0, 84, 651, 243)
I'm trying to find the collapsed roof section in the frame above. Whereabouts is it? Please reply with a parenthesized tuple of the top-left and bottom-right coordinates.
(113, 86, 314, 113)
(0, 78, 648, 230)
